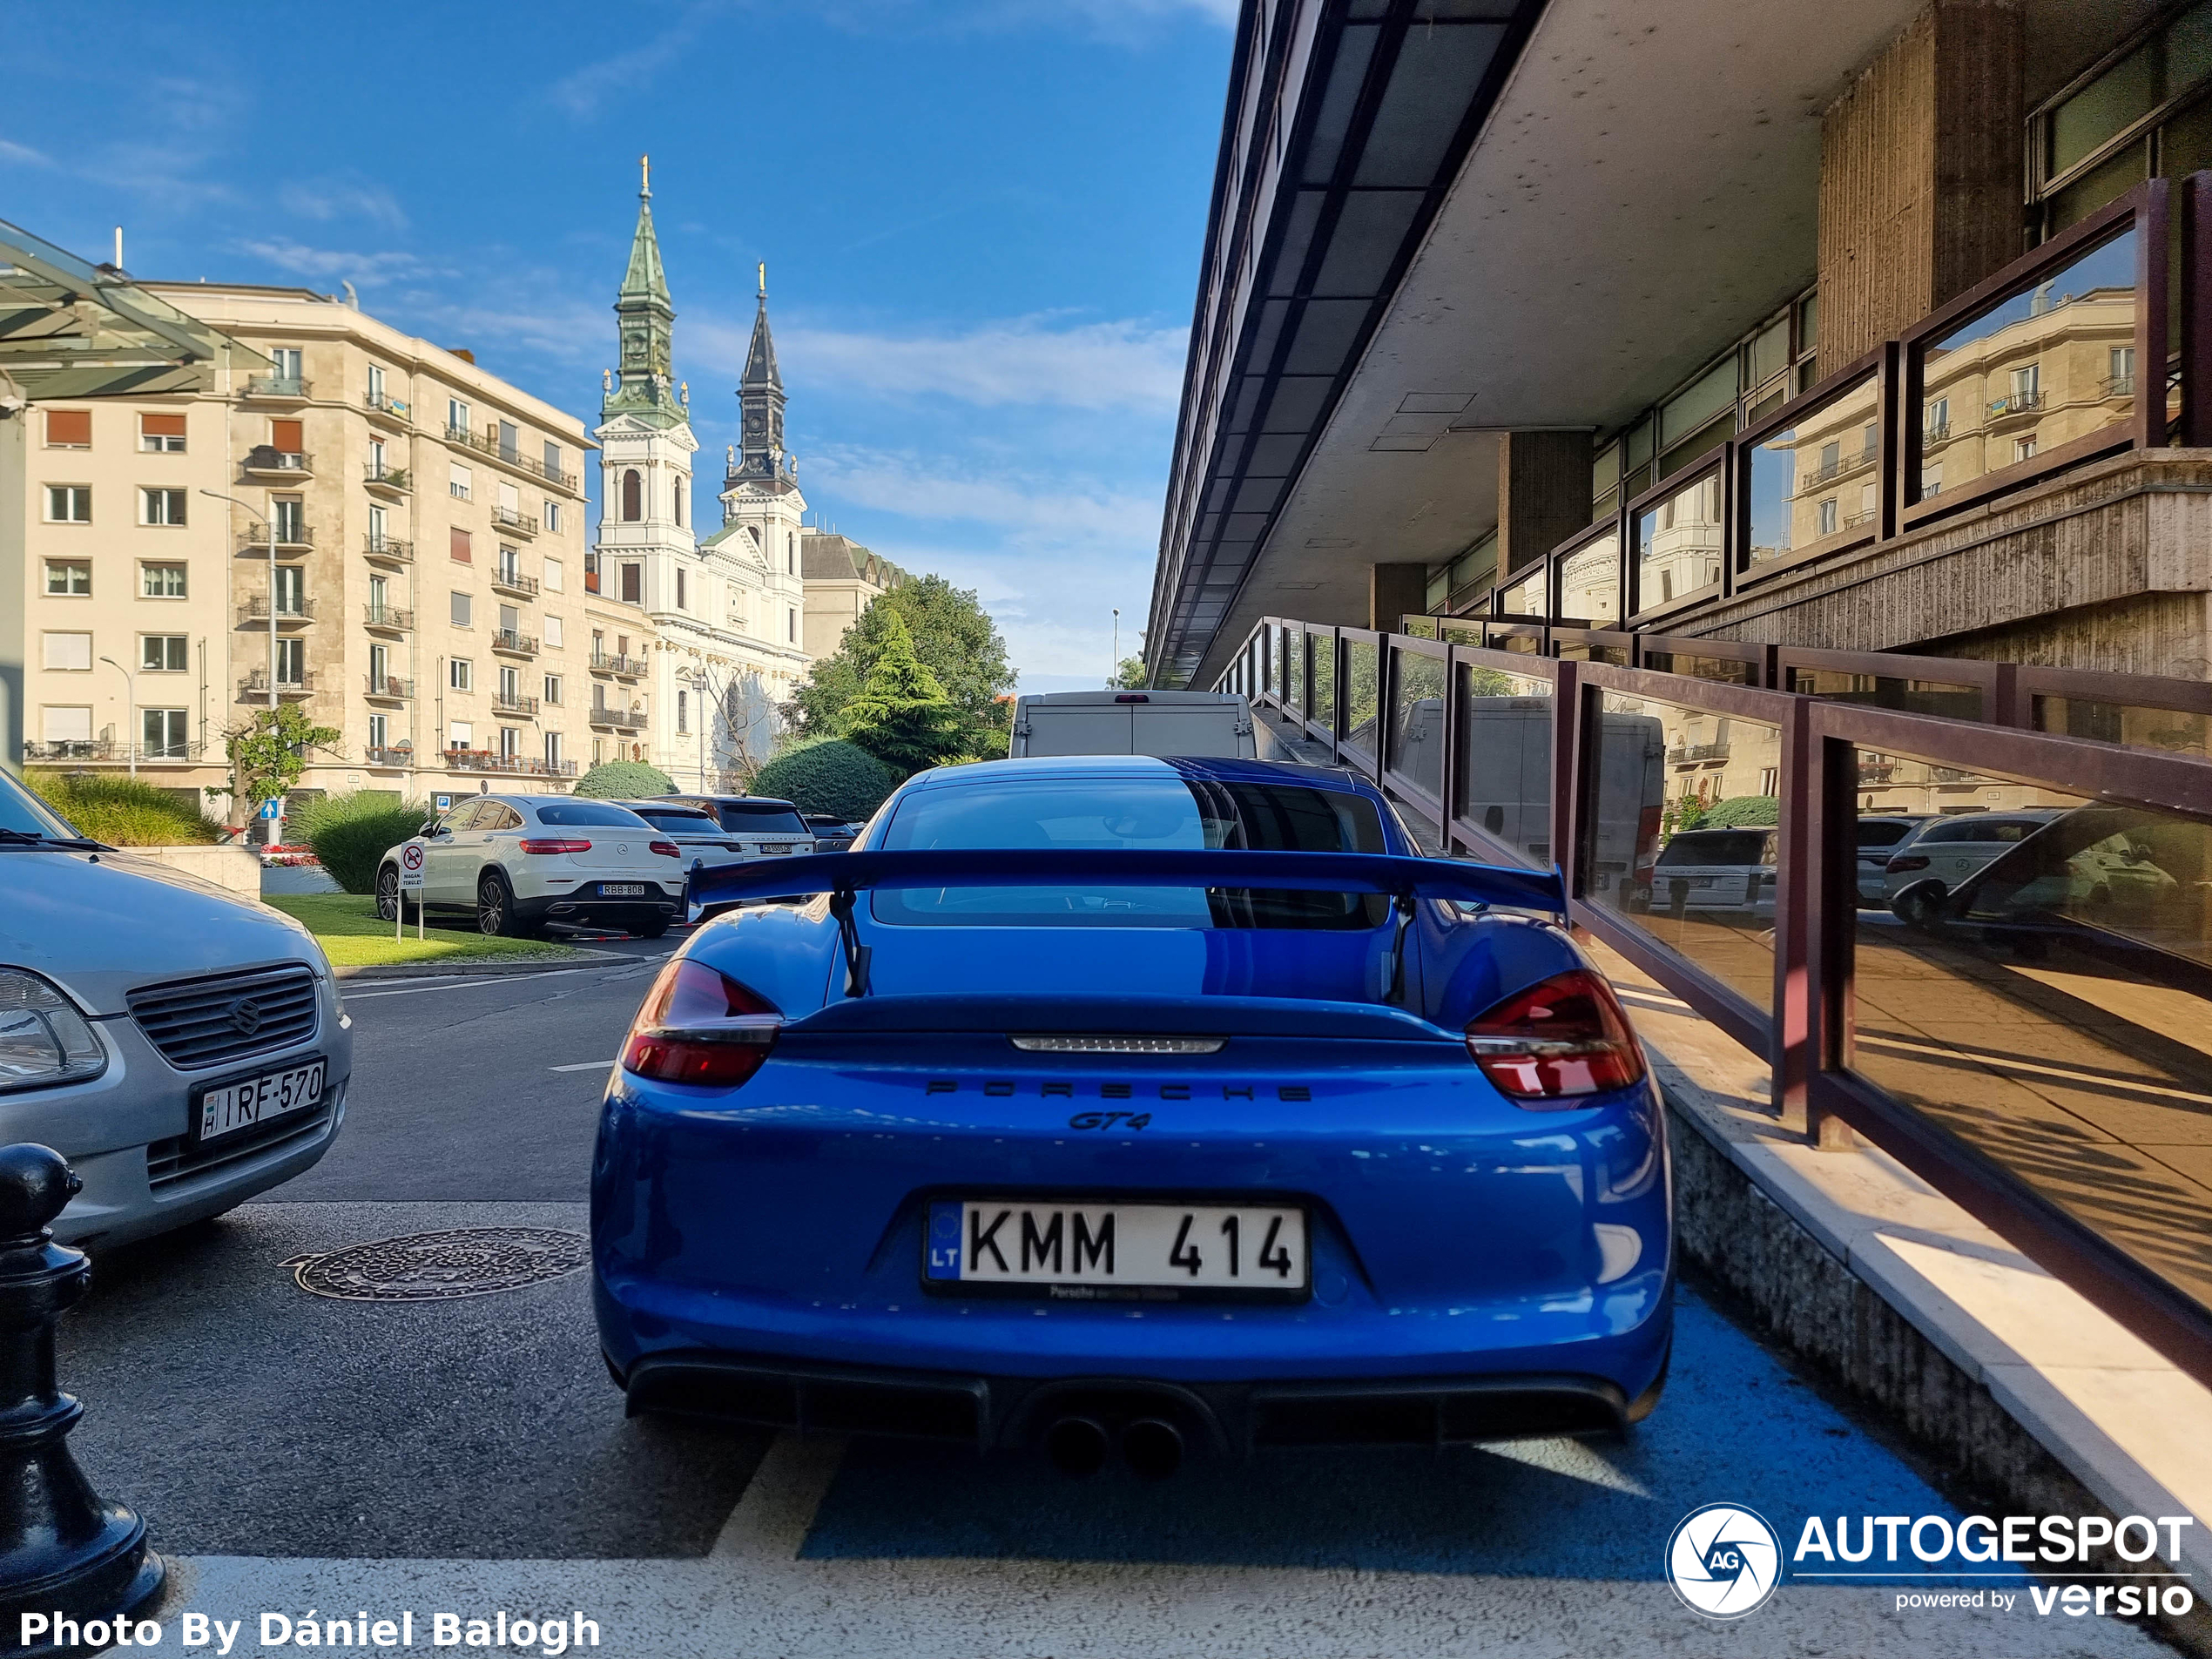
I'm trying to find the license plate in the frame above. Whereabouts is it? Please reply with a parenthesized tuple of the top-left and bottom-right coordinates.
(195, 1058, 326, 1144)
(599, 882, 648, 897)
(925, 1199, 1308, 1298)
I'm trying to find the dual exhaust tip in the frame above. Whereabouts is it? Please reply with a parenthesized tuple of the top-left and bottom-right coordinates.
(1043, 1413, 1184, 1480)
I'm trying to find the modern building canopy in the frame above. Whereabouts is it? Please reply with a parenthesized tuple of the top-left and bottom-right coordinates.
(1148, 0, 2159, 690)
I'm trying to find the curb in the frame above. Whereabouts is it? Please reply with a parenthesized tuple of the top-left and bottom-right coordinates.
(333, 948, 632, 981)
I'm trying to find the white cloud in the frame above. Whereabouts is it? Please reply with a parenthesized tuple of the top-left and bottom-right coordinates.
(0, 137, 56, 168)
(238, 239, 435, 287)
(806, 445, 1163, 547)
(279, 175, 408, 231)
(549, 5, 723, 117)
(690, 314, 1186, 414)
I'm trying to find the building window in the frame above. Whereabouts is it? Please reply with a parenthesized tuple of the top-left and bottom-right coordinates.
(140, 487, 187, 526)
(44, 560, 91, 596)
(368, 363, 386, 403)
(621, 563, 642, 604)
(786, 532, 795, 574)
(44, 485, 91, 523)
(44, 409, 91, 448)
(275, 637, 306, 685)
(448, 397, 469, 435)
(543, 674, 563, 705)
(450, 527, 472, 563)
(42, 631, 92, 671)
(368, 502, 389, 548)
(140, 562, 188, 598)
(448, 722, 473, 750)
(542, 556, 564, 593)
(2014, 435, 2039, 462)
(139, 412, 186, 453)
(676, 567, 688, 610)
(450, 658, 474, 692)
(787, 607, 796, 642)
(368, 437, 388, 479)
(368, 711, 388, 752)
(141, 634, 189, 671)
(675, 477, 686, 529)
(497, 725, 520, 761)
(497, 420, 519, 462)
(543, 439, 563, 477)
(451, 591, 472, 628)
(1925, 396, 1951, 438)
(273, 497, 305, 542)
(1816, 497, 1838, 536)
(142, 709, 189, 759)
(545, 731, 563, 768)
(270, 347, 303, 384)
(544, 501, 562, 533)
(544, 614, 563, 648)
(449, 462, 473, 501)
(2009, 364, 2040, 407)
(41, 706, 93, 745)
(498, 664, 521, 703)
(496, 544, 521, 585)
(678, 690, 691, 734)
(621, 469, 642, 521)
(2110, 346, 2136, 388)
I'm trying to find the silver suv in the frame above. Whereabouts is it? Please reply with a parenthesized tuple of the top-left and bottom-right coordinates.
(0, 767, 350, 1247)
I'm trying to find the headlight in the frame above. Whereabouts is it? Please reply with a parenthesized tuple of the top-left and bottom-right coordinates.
(0, 969, 108, 1092)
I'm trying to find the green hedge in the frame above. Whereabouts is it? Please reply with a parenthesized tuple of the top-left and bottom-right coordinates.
(753, 739, 895, 822)
(575, 759, 676, 799)
(1701, 795, 1781, 828)
(299, 791, 428, 894)
(26, 770, 220, 846)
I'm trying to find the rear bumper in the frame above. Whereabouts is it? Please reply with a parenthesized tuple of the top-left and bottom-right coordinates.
(522, 890, 680, 927)
(611, 1345, 1665, 1453)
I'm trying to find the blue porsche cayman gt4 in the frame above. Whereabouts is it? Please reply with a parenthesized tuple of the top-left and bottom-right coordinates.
(591, 755, 1670, 1475)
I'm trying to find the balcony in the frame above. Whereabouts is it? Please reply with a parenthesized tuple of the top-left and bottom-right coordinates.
(442, 422, 581, 494)
(23, 739, 206, 765)
(489, 567, 539, 600)
(1844, 509, 1877, 529)
(238, 671, 314, 701)
(491, 503, 538, 538)
(243, 375, 310, 402)
(490, 629, 538, 658)
(2101, 374, 2136, 400)
(237, 596, 316, 629)
(1666, 741, 1731, 765)
(589, 705, 647, 732)
(363, 464, 411, 496)
(1799, 446, 1877, 490)
(363, 604, 414, 633)
(365, 745, 415, 768)
(237, 524, 312, 555)
(362, 534, 414, 566)
(1922, 416, 1952, 443)
(1987, 388, 2044, 421)
(442, 748, 577, 779)
(363, 674, 414, 701)
(242, 445, 313, 479)
(361, 390, 411, 426)
(590, 651, 646, 678)
(492, 691, 541, 718)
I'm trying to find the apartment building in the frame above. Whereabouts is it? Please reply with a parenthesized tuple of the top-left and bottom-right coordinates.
(799, 530, 907, 661)
(22, 278, 637, 812)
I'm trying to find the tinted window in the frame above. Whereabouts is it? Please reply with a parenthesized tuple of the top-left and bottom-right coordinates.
(874, 776, 1387, 928)
(484, 805, 524, 831)
(0, 770, 78, 839)
(1919, 815, 2045, 844)
(534, 802, 651, 828)
(1656, 831, 1772, 867)
(1857, 819, 1919, 849)
(714, 802, 807, 835)
(630, 807, 717, 832)
(443, 800, 489, 832)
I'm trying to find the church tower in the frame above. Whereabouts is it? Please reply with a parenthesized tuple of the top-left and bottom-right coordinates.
(704, 265, 808, 681)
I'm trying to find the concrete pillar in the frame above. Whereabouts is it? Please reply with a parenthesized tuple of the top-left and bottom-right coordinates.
(1817, 0, 2025, 376)
(1496, 430, 1591, 585)
(1369, 563, 1427, 631)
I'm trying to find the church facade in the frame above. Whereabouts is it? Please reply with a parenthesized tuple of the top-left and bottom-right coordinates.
(590, 166, 811, 792)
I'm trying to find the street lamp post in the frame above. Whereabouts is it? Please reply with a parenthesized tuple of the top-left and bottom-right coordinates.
(97, 656, 137, 779)
(690, 665, 715, 791)
(1111, 608, 1120, 687)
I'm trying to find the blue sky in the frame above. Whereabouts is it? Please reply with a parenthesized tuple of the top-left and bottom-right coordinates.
(1, 0, 1233, 691)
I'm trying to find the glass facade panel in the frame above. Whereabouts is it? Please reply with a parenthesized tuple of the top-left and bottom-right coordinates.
(1577, 690, 1782, 1013)
(1746, 375, 1882, 570)
(1785, 667, 1984, 722)
(1634, 470, 1723, 612)
(1498, 564, 1546, 618)
(1386, 645, 1447, 799)
(1557, 531, 1620, 626)
(2033, 695, 2212, 760)
(1642, 651, 1757, 687)
(1285, 623, 1305, 713)
(1309, 631, 1336, 734)
(2049, 138, 2148, 230)
(1453, 662, 1553, 867)
(1661, 357, 1737, 448)
(1912, 226, 2137, 503)
(1852, 763, 2212, 1318)
(2052, 41, 2159, 174)
(1341, 637, 1379, 754)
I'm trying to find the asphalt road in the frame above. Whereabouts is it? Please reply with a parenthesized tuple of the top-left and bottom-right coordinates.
(54, 928, 2178, 1656)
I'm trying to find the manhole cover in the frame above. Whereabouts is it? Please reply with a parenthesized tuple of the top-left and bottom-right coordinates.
(286, 1228, 589, 1302)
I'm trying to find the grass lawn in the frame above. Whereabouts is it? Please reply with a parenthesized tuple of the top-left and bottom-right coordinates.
(265, 893, 590, 968)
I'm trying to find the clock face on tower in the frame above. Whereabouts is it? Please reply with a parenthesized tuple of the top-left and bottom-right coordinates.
(745, 414, 765, 432)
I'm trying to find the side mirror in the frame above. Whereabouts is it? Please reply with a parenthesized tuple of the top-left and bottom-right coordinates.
(1891, 878, 1952, 928)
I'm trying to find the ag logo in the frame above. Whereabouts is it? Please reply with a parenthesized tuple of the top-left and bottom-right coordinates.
(1666, 1503, 1781, 1620)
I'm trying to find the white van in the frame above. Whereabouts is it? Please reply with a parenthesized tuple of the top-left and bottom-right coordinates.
(1008, 690, 1258, 759)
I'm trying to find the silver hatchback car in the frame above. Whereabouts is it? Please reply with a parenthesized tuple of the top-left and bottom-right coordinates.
(0, 768, 350, 1247)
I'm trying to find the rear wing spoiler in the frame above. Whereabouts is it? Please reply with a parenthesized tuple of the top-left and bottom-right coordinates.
(688, 847, 1566, 916)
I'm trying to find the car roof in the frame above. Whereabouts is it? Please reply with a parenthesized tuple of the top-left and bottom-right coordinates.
(612, 798, 716, 813)
(1017, 690, 1244, 706)
(664, 792, 801, 809)
(903, 754, 1372, 794)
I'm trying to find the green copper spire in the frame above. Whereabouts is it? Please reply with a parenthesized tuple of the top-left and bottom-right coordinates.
(604, 155, 685, 428)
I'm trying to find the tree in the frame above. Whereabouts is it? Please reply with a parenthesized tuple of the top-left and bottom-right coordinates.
(795, 575, 1014, 755)
(1109, 654, 1150, 690)
(205, 705, 342, 826)
(576, 759, 675, 799)
(753, 739, 895, 820)
(837, 610, 962, 778)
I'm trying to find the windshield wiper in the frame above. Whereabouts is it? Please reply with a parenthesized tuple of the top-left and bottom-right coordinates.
(0, 827, 111, 851)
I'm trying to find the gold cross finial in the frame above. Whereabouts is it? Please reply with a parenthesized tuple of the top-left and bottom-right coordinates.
(640, 153, 651, 195)
(758, 260, 766, 297)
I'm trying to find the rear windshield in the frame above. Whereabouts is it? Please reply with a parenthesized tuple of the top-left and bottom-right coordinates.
(1857, 819, 1919, 848)
(873, 776, 1387, 929)
(1917, 816, 2045, 845)
(629, 807, 718, 833)
(1656, 830, 1773, 867)
(533, 802, 650, 828)
(714, 802, 807, 835)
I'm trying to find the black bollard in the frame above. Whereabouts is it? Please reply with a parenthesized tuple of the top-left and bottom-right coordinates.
(0, 1144, 163, 1657)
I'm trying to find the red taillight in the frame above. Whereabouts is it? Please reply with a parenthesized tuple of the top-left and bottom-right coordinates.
(650, 840, 682, 859)
(1466, 969, 1646, 1102)
(620, 958, 780, 1087)
(519, 838, 592, 854)
(1885, 853, 1929, 873)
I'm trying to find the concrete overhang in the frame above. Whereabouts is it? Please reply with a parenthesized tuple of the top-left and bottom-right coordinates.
(1154, 0, 2161, 691)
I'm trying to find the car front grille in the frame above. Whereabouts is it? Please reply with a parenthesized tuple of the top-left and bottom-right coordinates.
(127, 964, 320, 1071)
(146, 1097, 336, 1191)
